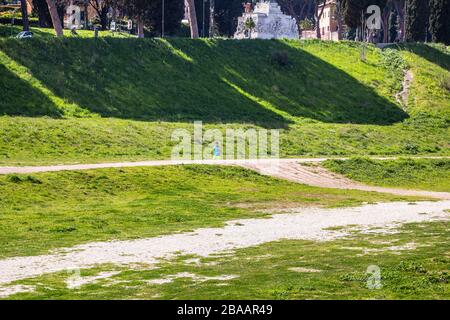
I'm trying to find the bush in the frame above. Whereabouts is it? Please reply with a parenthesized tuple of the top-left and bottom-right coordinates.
(380, 48, 407, 77)
(269, 50, 292, 67)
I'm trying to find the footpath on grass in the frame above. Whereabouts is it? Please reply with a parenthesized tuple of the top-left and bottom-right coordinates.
(0, 157, 449, 200)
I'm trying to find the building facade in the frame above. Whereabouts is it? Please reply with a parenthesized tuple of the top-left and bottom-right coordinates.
(302, 0, 343, 41)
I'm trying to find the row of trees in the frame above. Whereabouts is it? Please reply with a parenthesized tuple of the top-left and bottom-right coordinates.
(15, 0, 450, 44)
(341, 0, 449, 44)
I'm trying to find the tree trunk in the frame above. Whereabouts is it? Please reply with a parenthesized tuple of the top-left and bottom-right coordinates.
(393, 0, 406, 41)
(382, 7, 390, 43)
(84, 2, 89, 29)
(46, 0, 63, 37)
(186, 0, 199, 38)
(336, 0, 343, 40)
(20, 0, 30, 31)
(209, 0, 215, 37)
(137, 16, 145, 38)
(315, 1, 326, 39)
(33, 0, 52, 28)
(100, 8, 108, 30)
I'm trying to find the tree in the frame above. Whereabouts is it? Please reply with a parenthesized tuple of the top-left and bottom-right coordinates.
(389, 7, 398, 42)
(46, 0, 63, 36)
(89, 0, 112, 30)
(117, 0, 183, 37)
(405, 0, 428, 42)
(142, 0, 184, 36)
(209, 0, 216, 37)
(391, 0, 405, 41)
(20, 0, 30, 31)
(32, 0, 52, 27)
(342, 0, 387, 41)
(429, 0, 450, 44)
(214, 0, 241, 37)
(186, 0, 199, 38)
(314, 0, 326, 39)
(117, 0, 150, 38)
(278, 0, 316, 33)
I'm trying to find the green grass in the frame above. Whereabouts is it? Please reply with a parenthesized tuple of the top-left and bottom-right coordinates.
(5, 221, 449, 300)
(323, 158, 450, 192)
(0, 165, 419, 259)
(0, 34, 448, 165)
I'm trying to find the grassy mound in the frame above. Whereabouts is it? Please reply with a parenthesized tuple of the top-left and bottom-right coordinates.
(0, 33, 449, 164)
(0, 37, 408, 125)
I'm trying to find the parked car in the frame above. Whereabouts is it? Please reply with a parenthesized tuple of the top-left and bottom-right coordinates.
(16, 31, 33, 39)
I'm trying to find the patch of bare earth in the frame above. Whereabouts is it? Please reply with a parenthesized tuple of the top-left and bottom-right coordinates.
(240, 161, 450, 200)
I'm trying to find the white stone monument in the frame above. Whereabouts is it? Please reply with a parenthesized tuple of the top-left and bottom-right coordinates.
(234, 0, 299, 40)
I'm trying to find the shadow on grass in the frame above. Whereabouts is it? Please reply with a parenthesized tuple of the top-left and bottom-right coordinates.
(397, 43, 450, 71)
(0, 37, 409, 127)
(0, 63, 62, 117)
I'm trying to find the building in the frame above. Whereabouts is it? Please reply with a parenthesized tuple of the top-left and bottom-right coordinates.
(0, 0, 33, 15)
(234, 1, 299, 40)
(302, 0, 343, 41)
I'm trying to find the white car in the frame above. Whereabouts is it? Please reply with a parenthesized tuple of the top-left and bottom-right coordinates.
(16, 31, 33, 39)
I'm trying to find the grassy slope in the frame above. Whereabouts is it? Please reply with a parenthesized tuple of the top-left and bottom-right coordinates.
(7, 221, 450, 300)
(323, 158, 450, 192)
(0, 165, 417, 259)
(0, 33, 448, 165)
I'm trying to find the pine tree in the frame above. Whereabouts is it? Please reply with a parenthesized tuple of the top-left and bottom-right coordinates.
(429, 0, 450, 44)
(405, 0, 428, 42)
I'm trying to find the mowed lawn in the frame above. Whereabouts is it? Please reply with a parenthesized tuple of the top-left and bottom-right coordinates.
(0, 165, 420, 259)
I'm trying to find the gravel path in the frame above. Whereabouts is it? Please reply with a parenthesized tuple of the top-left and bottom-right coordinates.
(0, 201, 449, 288)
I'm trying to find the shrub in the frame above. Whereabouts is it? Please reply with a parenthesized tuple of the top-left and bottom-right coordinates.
(380, 48, 407, 80)
(7, 175, 22, 183)
(269, 50, 291, 67)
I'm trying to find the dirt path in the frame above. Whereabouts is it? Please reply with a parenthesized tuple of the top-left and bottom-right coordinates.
(0, 201, 448, 294)
(396, 70, 414, 106)
(241, 160, 450, 200)
(1, 157, 447, 175)
(1, 157, 449, 200)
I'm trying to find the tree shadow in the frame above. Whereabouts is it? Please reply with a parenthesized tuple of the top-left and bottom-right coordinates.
(171, 40, 408, 125)
(0, 63, 62, 117)
(396, 43, 450, 71)
(0, 37, 409, 127)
